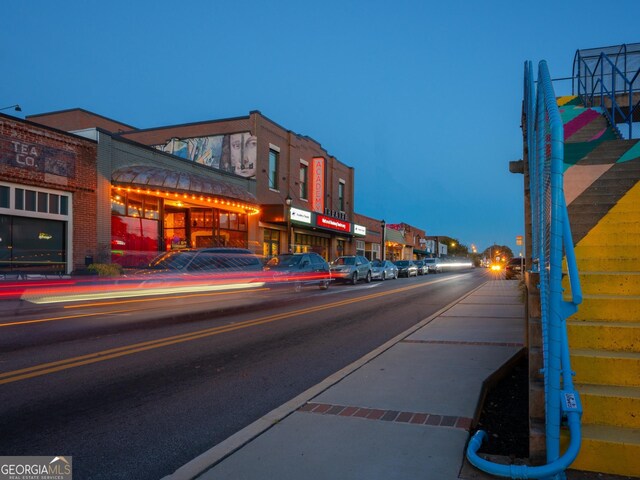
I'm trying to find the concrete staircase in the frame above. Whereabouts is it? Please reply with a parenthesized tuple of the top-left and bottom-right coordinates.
(559, 97, 640, 477)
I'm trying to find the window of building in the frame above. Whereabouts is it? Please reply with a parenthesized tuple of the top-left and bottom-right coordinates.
(269, 149, 279, 190)
(292, 232, 329, 259)
(299, 162, 308, 200)
(0, 214, 67, 274)
(338, 181, 345, 212)
(37, 192, 48, 213)
(263, 228, 280, 258)
(0, 186, 9, 209)
(25, 190, 36, 212)
(49, 194, 59, 215)
(15, 189, 24, 210)
(60, 196, 69, 215)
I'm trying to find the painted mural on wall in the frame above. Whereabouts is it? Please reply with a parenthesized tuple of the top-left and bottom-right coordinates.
(155, 133, 257, 178)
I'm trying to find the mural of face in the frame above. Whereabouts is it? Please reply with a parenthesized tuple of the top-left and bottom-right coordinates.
(242, 135, 257, 170)
(230, 134, 243, 173)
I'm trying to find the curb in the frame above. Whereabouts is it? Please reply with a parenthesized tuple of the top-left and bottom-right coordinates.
(162, 280, 488, 480)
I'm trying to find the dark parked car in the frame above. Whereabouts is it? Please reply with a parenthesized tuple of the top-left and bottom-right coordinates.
(394, 260, 418, 277)
(330, 255, 372, 284)
(370, 259, 398, 280)
(505, 257, 526, 279)
(264, 252, 331, 290)
(138, 248, 263, 276)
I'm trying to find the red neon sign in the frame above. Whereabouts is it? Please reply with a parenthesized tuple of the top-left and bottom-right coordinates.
(317, 215, 350, 233)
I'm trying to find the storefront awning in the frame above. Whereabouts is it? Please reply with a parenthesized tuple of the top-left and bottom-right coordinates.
(384, 228, 405, 245)
(112, 165, 257, 204)
(413, 248, 431, 256)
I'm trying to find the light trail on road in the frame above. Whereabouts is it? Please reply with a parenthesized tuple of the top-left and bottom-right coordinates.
(0, 275, 465, 385)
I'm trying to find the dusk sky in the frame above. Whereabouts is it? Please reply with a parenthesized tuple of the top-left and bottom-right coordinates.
(3, 0, 638, 254)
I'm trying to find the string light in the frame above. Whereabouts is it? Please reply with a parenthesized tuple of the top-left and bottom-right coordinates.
(110, 185, 260, 215)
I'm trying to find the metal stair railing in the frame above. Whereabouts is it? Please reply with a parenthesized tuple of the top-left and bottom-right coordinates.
(467, 60, 583, 480)
(573, 43, 640, 138)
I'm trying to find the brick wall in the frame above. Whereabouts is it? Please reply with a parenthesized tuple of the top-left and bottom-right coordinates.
(0, 115, 98, 272)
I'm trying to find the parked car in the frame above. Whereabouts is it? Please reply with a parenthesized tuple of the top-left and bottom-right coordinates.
(414, 260, 428, 275)
(394, 260, 418, 277)
(505, 257, 526, 279)
(264, 252, 331, 290)
(423, 258, 442, 274)
(330, 255, 372, 284)
(370, 259, 398, 280)
(138, 248, 264, 276)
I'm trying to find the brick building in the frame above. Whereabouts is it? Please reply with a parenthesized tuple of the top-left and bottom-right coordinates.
(27, 109, 260, 267)
(116, 110, 359, 261)
(352, 213, 384, 260)
(28, 109, 360, 263)
(0, 113, 98, 274)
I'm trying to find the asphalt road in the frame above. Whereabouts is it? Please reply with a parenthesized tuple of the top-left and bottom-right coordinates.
(0, 268, 490, 479)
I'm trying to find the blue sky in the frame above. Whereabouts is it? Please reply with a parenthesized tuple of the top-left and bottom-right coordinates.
(3, 0, 638, 254)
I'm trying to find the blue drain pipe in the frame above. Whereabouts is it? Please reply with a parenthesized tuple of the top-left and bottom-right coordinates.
(467, 411, 581, 480)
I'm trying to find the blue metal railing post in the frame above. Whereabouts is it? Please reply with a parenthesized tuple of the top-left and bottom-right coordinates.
(466, 59, 583, 480)
(542, 59, 566, 479)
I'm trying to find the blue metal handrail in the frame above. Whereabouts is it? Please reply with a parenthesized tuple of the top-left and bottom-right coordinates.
(573, 43, 640, 138)
(467, 60, 583, 480)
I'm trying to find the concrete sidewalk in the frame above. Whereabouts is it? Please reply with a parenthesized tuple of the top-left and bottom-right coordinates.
(165, 279, 525, 480)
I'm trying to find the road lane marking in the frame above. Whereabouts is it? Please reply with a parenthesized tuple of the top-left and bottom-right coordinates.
(0, 275, 465, 385)
(0, 309, 140, 327)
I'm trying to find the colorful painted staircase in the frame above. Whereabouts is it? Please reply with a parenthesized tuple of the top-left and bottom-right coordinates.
(558, 96, 640, 477)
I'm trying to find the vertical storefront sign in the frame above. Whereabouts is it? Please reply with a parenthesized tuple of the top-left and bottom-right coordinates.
(311, 157, 325, 213)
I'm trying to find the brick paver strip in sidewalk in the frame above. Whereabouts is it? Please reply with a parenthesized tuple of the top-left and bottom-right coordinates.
(327, 405, 345, 415)
(440, 415, 457, 427)
(366, 409, 385, 420)
(425, 414, 442, 426)
(410, 413, 428, 425)
(396, 412, 413, 423)
(381, 410, 400, 422)
(402, 339, 524, 347)
(299, 403, 472, 431)
(353, 408, 372, 418)
(339, 406, 359, 417)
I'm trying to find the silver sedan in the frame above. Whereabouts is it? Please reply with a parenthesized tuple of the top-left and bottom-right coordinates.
(370, 259, 398, 280)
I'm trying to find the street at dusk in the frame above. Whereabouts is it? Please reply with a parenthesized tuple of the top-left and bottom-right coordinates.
(1, 269, 487, 479)
(2, 1, 640, 479)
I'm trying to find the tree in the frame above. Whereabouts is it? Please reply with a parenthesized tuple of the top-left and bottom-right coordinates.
(441, 236, 469, 257)
(481, 244, 514, 262)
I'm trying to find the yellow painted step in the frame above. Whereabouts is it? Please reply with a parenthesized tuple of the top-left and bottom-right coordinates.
(574, 244, 640, 260)
(576, 383, 640, 429)
(568, 320, 640, 352)
(574, 257, 640, 271)
(563, 425, 640, 477)
(578, 230, 640, 245)
(563, 273, 640, 296)
(570, 295, 640, 322)
(577, 213, 640, 233)
(571, 349, 640, 387)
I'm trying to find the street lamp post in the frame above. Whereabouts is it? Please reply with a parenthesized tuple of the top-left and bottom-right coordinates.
(0, 104, 21, 113)
(285, 194, 292, 253)
(381, 219, 386, 261)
